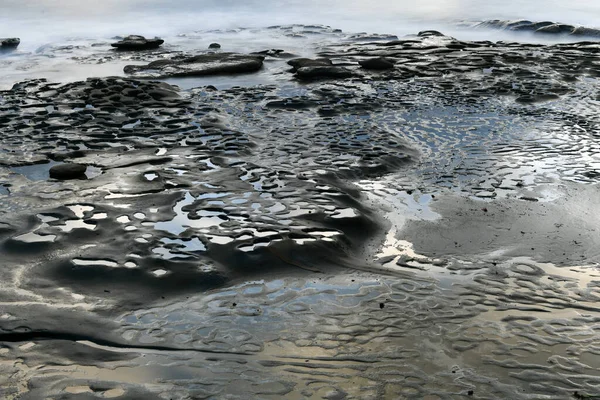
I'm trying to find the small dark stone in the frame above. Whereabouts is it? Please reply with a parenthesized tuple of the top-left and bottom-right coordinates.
(0, 38, 20, 50)
(379, 303, 385, 309)
(468, 390, 474, 396)
(209, 43, 221, 49)
(359, 57, 395, 70)
(49, 163, 87, 180)
(232, 303, 237, 307)
(111, 35, 164, 51)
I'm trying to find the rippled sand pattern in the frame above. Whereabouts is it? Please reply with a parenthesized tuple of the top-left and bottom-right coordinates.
(1, 28, 600, 399)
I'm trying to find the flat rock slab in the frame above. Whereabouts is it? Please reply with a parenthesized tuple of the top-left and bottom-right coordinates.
(49, 163, 87, 180)
(111, 35, 165, 51)
(295, 66, 355, 80)
(124, 53, 265, 78)
(0, 38, 20, 50)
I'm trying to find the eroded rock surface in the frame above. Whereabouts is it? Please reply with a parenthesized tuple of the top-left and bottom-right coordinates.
(1, 29, 600, 399)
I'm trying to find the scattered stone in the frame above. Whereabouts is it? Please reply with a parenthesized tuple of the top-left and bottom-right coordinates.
(253, 49, 296, 58)
(111, 35, 164, 51)
(208, 43, 221, 49)
(358, 57, 395, 70)
(49, 163, 87, 180)
(124, 53, 265, 78)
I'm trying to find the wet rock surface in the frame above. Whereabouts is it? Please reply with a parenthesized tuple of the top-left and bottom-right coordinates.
(111, 35, 165, 50)
(124, 52, 265, 78)
(1, 27, 600, 399)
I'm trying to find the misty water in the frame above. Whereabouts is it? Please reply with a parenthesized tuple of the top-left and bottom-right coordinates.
(2, 0, 600, 49)
(2, 0, 600, 88)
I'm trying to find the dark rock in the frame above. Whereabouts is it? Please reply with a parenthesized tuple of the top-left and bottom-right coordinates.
(504, 20, 533, 29)
(49, 163, 87, 180)
(124, 53, 265, 78)
(287, 58, 333, 71)
(536, 24, 575, 35)
(571, 27, 600, 37)
(111, 35, 164, 51)
(0, 38, 20, 50)
(208, 43, 221, 49)
(358, 57, 395, 70)
(295, 66, 354, 80)
(512, 21, 555, 31)
(474, 19, 600, 38)
(446, 42, 468, 50)
(418, 30, 445, 37)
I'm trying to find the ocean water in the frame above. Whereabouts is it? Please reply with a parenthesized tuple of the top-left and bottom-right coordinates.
(1, 0, 599, 88)
(2, 0, 600, 50)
